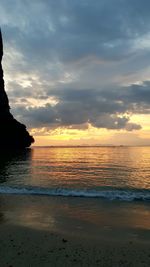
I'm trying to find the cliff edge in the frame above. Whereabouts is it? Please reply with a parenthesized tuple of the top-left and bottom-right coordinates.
(0, 29, 34, 149)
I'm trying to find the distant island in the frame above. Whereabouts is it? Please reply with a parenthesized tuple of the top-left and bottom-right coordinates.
(0, 29, 34, 149)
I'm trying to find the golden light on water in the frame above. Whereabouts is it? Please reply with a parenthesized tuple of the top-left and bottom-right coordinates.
(0, 146, 150, 236)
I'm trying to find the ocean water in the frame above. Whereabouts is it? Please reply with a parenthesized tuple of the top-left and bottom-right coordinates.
(0, 146, 150, 239)
(0, 146, 150, 202)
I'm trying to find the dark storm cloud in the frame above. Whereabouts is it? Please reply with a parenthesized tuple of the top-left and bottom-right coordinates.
(101, 82, 150, 113)
(13, 101, 140, 130)
(1, 0, 150, 131)
(2, 0, 150, 64)
(12, 81, 150, 130)
(122, 82, 150, 105)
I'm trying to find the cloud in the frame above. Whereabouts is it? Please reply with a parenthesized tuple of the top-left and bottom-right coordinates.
(2, 0, 150, 64)
(1, 0, 150, 133)
(11, 81, 150, 131)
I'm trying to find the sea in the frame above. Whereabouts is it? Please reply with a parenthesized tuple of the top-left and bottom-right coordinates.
(0, 146, 150, 239)
(0, 146, 150, 201)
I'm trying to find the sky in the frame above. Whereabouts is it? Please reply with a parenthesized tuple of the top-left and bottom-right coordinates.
(0, 0, 150, 146)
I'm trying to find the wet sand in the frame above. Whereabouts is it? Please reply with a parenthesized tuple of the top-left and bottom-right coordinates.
(0, 194, 149, 266)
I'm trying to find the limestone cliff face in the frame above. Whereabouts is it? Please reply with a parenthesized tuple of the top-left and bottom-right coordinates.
(0, 29, 34, 149)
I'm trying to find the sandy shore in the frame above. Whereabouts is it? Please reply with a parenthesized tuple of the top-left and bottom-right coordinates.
(0, 223, 149, 267)
(0, 194, 149, 266)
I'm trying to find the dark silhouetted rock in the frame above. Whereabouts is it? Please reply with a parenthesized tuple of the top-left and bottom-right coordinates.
(0, 29, 34, 149)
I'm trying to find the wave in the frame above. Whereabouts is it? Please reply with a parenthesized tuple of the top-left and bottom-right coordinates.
(0, 186, 149, 202)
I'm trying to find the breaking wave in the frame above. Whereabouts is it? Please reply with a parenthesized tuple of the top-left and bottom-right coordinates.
(0, 186, 149, 202)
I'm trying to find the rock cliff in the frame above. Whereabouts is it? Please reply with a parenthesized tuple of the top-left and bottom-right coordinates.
(0, 29, 34, 149)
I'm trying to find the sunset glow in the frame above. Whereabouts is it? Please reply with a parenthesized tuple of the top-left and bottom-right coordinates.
(1, 0, 150, 146)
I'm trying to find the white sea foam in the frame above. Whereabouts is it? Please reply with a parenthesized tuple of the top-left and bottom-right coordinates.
(0, 186, 149, 202)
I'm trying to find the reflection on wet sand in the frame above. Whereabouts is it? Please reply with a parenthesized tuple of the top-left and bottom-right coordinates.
(0, 195, 149, 242)
(0, 150, 32, 224)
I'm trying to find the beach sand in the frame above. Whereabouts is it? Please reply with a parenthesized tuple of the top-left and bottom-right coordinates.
(0, 224, 150, 267)
(0, 195, 149, 266)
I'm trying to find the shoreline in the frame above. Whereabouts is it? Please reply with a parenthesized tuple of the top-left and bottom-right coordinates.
(0, 194, 149, 266)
